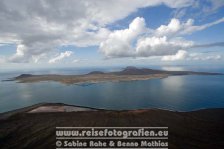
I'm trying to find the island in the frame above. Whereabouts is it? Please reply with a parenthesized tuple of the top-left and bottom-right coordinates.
(10, 66, 223, 84)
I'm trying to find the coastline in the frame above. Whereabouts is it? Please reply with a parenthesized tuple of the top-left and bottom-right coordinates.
(13, 74, 169, 85)
(1, 102, 223, 115)
(7, 67, 223, 85)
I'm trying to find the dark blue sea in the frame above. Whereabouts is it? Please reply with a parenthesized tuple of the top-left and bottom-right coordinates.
(0, 66, 224, 113)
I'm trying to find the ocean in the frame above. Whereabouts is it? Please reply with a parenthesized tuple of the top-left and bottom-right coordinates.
(0, 66, 224, 113)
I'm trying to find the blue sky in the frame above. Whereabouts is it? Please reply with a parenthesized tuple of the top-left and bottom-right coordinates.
(0, 0, 224, 70)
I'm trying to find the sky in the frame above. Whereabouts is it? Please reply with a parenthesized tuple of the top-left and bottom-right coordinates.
(0, 0, 224, 70)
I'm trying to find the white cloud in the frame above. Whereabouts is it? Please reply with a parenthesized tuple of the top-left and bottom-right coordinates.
(99, 16, 224, 59)
(162, 50, 222, 61)
(155, 18, 193, 37)
(99, 17, 147, 58)
(9, 44, 28, 63)
(162, 50, 188, 61)
(136, 36, 193, 57)
(0, 0, 194, 63)
(0, 0, 223, 64)
(181, 17, 224, 34)
(48, 51, 73, 64)
(188, 53, 222, 61)
(100, 17, 194, 58)
(156, 17, 224, 37)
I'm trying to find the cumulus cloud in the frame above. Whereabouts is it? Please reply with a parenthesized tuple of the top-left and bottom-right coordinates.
(162, 50, 222, 61)
(0, 0, 194, 63)
(188, 53, 222, 61)
(100, 17, 193, 58)
(48, 51, 73, 64)
(161, 50, 188, 61)
(99, 17, 194, 58)
(136, 36, 193, 57)
(99, 17, 147, 58)
(0, 0, 223, 64)
(99, 15, 224, 59)
(9, 44, 29, 63)
(155, 17, 224, 37)
(155, 18, 193, 37)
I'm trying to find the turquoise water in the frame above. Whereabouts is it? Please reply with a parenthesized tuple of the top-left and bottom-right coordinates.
(0, 66, 224, 112)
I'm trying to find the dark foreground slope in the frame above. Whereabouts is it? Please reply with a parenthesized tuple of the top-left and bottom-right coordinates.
(0, 103, 224, 149)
